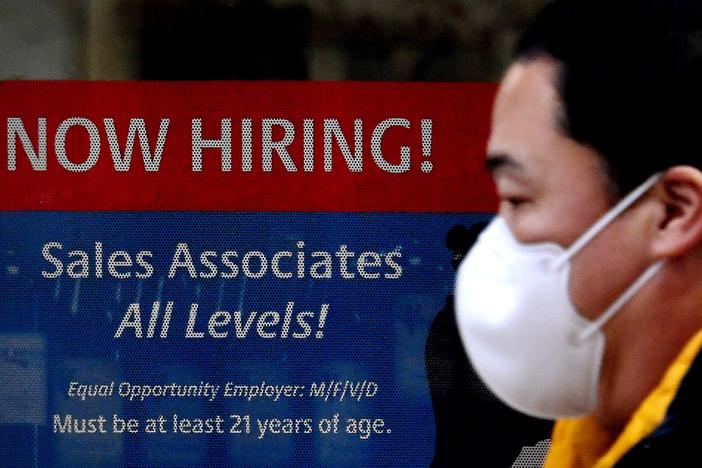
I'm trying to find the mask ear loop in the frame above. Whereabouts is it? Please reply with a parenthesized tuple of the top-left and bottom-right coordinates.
(577, 260, 664, 341)
(547, 172, 663, 342)
(552, 173, 662, 270)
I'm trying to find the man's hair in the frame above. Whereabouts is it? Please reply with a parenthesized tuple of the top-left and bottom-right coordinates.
(515, 0, 702, 196)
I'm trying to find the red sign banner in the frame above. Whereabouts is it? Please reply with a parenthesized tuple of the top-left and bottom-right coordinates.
(0, 81, 496, 212)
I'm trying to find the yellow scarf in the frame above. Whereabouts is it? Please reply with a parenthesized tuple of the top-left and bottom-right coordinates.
(544, 329, 702, 468)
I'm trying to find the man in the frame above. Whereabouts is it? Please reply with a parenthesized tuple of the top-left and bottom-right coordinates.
(454, 0, 702, 466)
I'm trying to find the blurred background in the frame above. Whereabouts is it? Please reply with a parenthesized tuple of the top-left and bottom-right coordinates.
(1, 0, 547, 82)
(1, 2, 554, 466)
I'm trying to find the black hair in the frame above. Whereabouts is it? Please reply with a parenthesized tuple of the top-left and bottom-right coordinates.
(515, 0, 702, 196)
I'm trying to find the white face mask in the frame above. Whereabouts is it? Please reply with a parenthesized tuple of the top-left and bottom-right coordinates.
(454, 174, 663, 419)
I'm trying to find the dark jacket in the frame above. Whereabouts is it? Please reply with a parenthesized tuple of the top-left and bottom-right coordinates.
(616, 343, 702, 467)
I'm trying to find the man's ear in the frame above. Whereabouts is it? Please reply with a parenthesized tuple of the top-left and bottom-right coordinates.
(650, 166, 702, 258)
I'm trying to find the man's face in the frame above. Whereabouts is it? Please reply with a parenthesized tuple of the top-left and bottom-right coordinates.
(486, 55, 654, 321)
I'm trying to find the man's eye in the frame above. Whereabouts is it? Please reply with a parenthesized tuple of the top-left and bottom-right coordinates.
(501, 197, 528, 208)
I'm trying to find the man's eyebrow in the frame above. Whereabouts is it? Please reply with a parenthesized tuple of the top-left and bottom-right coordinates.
(485, 153, 523, 173)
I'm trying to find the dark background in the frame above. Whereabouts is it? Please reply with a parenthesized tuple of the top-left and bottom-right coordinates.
(0, 0, 546, 82)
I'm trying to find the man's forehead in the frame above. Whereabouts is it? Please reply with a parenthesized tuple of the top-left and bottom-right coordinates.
(487, 57, 563, 171)
(492, 57, 561, 121)
(499, 61, 530, 94)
